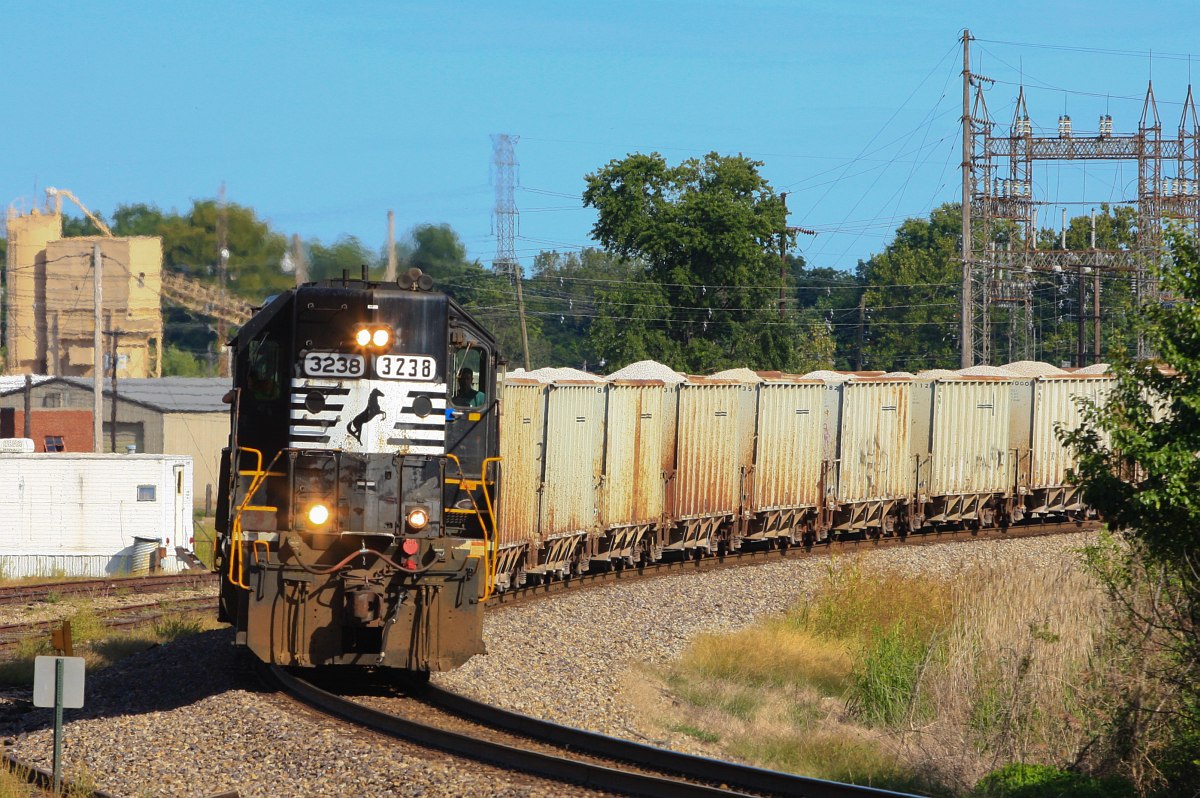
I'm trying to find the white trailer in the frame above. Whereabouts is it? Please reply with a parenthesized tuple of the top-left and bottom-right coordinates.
(0, 453, 194, 579)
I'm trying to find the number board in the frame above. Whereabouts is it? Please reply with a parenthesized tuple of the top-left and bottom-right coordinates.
(303, 352, 365, 378)
(375, 354, 437, 381)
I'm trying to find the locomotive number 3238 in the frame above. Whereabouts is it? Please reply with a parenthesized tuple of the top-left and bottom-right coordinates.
(303, 352, 365, 377)
(375, 354, 436, 381)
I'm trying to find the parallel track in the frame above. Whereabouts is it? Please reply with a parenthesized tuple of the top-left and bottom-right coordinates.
(0, 596, 218, 655)
(0, 572, 216, 607)
(270, 665, 917, 798)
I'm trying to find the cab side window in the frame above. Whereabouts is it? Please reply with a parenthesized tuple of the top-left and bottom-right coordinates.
(247, 339, 281, 401)
(450, 344, 487, 409)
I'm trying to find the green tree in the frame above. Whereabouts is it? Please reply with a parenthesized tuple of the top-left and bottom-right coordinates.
(790, 256, 864, 370)
(527, 247, 629, 370)
(1062, 230, 1200, 794)
(400, 223, 545, 368)
(307, 236, 378, 282)
(583, 152, 832, 373)
(858, 204, 962, 372)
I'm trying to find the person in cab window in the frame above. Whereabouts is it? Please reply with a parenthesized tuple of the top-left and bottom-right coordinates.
(453, 367, 485, 407)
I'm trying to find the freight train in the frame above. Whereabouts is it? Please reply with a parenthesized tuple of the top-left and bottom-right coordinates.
(490, 363, 1111, 590)
(216, 270, 1111, 674)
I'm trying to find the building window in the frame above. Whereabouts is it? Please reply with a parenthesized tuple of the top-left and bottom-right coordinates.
(137, 485, 157, 502)
(42, 392, 64, 408)
(44, 436, 65, 452)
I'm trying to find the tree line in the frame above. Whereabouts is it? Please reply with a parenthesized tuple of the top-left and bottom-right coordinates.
(1, 153, 1147, 376)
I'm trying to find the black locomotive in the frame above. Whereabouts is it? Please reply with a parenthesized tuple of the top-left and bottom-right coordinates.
(215, 268, 501, 672)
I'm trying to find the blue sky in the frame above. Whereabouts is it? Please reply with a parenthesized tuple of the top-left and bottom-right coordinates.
(3, 1, 1199, 276)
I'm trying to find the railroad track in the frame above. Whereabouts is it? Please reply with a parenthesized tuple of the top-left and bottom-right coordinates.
(266, 522, 1094, 798)
(269, 664, 917, 798)
(0, 572, 217, 607)
(0, 596, 218, 655)
(487, 517, 1099, 608)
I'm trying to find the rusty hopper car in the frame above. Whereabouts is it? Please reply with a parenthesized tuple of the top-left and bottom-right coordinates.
(216, 268, 501, 672)
(910, 374, 1014, 528)
(1009, 373, 1113, 517)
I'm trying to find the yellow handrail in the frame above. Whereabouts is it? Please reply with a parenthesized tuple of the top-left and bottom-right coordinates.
(229, 447, 281, 590)
(480, 456, 503, 598)
(443, 453, 501, 600)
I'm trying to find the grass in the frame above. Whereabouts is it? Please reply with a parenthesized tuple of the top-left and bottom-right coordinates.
(640, 550, 1119, 795)
(0, 607, 223, 688)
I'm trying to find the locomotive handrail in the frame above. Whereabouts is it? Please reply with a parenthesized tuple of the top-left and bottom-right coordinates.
(443, 453, 502, 601)
(229, 447, 283, 590)
(481, 456, 503, 599)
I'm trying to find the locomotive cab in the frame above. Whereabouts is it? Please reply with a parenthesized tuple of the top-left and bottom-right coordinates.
(216, 269, 501, 672)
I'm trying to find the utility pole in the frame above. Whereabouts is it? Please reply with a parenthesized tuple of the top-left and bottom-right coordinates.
(491, 133, 531, 370)
(215, 182, 229, 377)
(386, 210, 397, 282)
(106, 324, 120, 453)
(92, 244, 103, 453)
(1091, 208, 1101, 362)
(290, 234, 308, 285)
(856, 294, 867, 371)
(779, 193, 789, 318)
(1077, 265, 1087, 367)
(960, 28, 973, 368)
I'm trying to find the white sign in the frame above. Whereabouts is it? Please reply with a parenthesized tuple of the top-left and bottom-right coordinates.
(33, 656, 85, 709)
(375, 354, 437, 381)
(303, 352, 365, 378)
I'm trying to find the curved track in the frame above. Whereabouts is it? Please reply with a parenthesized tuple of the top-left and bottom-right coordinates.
(486, 517, 1099, 608)
(269, 664, 917, 798)
(266, 523, 1098, 798)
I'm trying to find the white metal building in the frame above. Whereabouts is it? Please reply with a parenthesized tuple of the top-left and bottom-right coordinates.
(0, 453, 195, 578)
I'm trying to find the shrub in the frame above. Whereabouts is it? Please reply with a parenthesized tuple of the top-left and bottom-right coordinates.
(973, 763, 1134, 798)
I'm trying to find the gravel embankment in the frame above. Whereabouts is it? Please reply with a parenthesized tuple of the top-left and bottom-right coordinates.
(1, 532, 1095, 796)
(435, 532, 1097, 750)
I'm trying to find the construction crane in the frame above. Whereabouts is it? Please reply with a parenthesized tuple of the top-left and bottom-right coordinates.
(45, 188, 253, 325)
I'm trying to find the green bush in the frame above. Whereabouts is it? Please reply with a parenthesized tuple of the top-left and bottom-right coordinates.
(849, 619, 934, 727)
(974, 763, 1134, 798)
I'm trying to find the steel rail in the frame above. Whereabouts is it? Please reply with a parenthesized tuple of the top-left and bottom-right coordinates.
(268, 663, 767, 798)
(1, 751, 117, 798)
(420, 683, 923, 798)
(487, 518, 1099, 608)
(0, 597, 218, 654)
(0, 572, 216, 607)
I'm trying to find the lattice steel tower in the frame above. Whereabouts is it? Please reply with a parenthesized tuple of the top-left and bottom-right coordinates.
(491, 133, 531, 369)
(960, 30, 1200, 366)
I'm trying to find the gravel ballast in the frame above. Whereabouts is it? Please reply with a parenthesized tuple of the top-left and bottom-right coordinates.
(2, 532, 1095, 796)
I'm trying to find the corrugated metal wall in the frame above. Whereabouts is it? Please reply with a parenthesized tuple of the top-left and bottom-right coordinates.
(601, 382, 669, 529)
(539, 384, 605, 539)
(928, 378, 1011, 495)
(673, 382, 751, 519)
(829, 379, 912, 503)
(1029, 376, 1113, 488)
(496, 382, 545, 547)
(751, 381, 824, 511)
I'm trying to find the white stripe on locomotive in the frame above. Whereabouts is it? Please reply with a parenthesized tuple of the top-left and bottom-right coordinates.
(288, 377, 447, 454)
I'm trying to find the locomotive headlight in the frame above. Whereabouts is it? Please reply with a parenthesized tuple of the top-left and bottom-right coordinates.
(354, 328, 372, 347)
(307, 503, 331, 526)
(371, 327, 391, 348)
(406, 506, 429, 530)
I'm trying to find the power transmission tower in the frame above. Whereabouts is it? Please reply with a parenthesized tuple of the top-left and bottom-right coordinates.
(960, 30, 1200, 365)
(491, 133, 531, 370)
